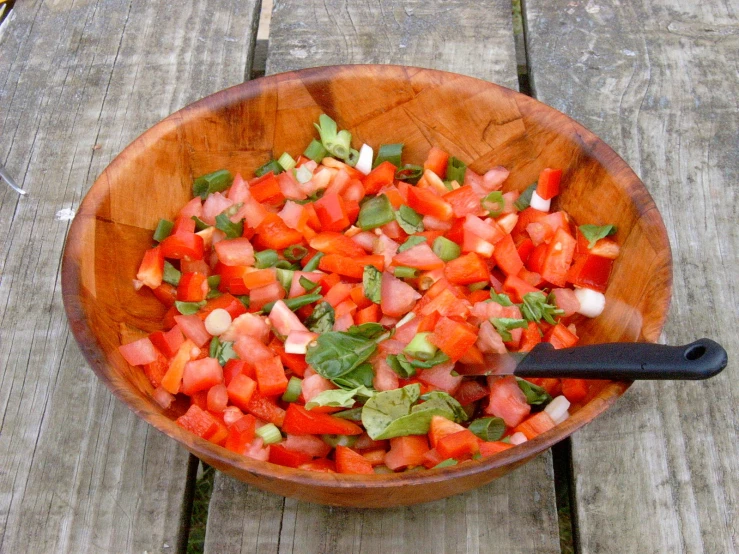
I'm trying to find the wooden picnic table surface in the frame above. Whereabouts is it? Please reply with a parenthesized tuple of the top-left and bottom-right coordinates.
(0, 0, 735, 552)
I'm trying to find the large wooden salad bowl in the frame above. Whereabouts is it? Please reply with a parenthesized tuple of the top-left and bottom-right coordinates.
(62, 65, 672, 507)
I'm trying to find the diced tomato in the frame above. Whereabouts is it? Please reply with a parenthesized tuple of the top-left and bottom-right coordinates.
(143, 354, 169, 388)
(224, 414, 257, 454)
(151, 282, 178, 307)
(298, 458, 336, 472)
(485, 375, 531, 427)
(423, 146, 449, 178)
(215, 237, 255, 267)
(454, 380, 489, 406)
(502, 274, 540, 303)
(160, 232, 204, 261)
(181, 357, 223, 395)
(429, 317, 478, 362)
(281, 404, 363, 435)
(177, 272, 209, 302)
(148, 326, 184, 359)
(436, 429, 480, 460)
(392, 242, 445, 271)
(268, 338, 308, 377)
(335, 445, 375, 474)
(173, 215, 197, 235)
(407, 186, 454, 221)
(418, 362, 463, 394)
(355, 304, 379, 324)
(545, 322, 579, 349)
(536, 168, 562, 200)
(199, 294, 247, 322)
(526, 243, 549, 274)
(119, 337, 159, 366)
(249, 282, 285, 312)
(421, 448, 446, 469)
(362, 161, 396, 195)
(254, 355, 289, 397)
(444, 253, 490, 285)
(428, 415, 467, 447)
(444, 186, 483, 218)
(253, 213, 305, 250)
(350, 285, 373, 310)
(269, 444, 312, 468)
(514, 411, 556, 439)
(173, 314, 211, 347)
(385, 435, 430, 471)
(381, 271, 421, 317)
(136, 246, 164, 289)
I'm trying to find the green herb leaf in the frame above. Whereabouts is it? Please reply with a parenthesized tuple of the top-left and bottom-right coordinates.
(306, 331, 379, 380)
(490, 317, 528, 342)
(579, 224, 617, 249)
(363, 265, 382, 304)
(362, 386, 467, 440)
(468, 417, 506, 441)
(175, 300, 206, 315)
(304, 301, 335, 334)
(192, 169, 233, 199)
(305, 385, 375, 410)
(332, 363, 376, 390)
(521, 291, 564, 325)
(398, 235, 427, 253)
(236, 295, 250, 308)
(386, 354, 416, 378)
(517, 378, 552, 406)
(332, 407, 364, 421)
(346, 322, 388, 340)
(374, 143, 404, 168)
(489, 290, 513, 306)
(513, 182, 537, 211)
(214, 339, 238, 366)
(215, 213, 243, 239)
(395, 204, 424, 234)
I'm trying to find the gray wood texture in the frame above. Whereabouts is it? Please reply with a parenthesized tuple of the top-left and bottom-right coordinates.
(524, 0, 738, 552)
(0, 0, 259, 551)
(204, 2, 560, 553)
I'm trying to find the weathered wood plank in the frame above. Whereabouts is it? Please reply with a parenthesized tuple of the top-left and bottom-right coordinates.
(0, 0, 259, 551)
(205, 2, 560, 553)
(524, 0, 738, 552)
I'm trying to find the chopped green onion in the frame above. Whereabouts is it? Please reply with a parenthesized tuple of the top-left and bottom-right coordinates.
(432, 236, 461, 262)
(254, 159, 284, 177)
(514, 183, 538, 211)
(395, 204, 424, 234)
(207, 275, 221, 289)
(261, 293, 322, 314)
(303, 139, 328, 163)
(332, 407, 363, 421)
(236, 295, 250, 308)
(446, 156, 467, 184)
(357, 194, 395, 230)
(294, 165, 313, 184)
(468, 281, 488, 292)
(482, 191, 505, 217)
(255, 423, 282, 445)
(398, 235, 427, 253)
(283, 244, 308, 262)
(191, 216, 210, 232)
(276, 268, 294, 293)
(175, 300, 206, 315)
(403, 332, 438, 361)
(468, 417, 506, 441)
(215, 212, 243, 238)
(433, 459, 458, 469)
(579, 224, 617, 248)
(373, 143, 404, 168)
(303, 251, 324, 272)
(321, 434, 357, 448)
(209, 336, 221, 358)
(254, 249, 279, 268)
(192, 169, 233, 199)
(299, 275, 320, 292)
(395, 164, 424, 184)
(206, 289, 222, 300)
(394, 266, 419, 279)
(345, 148, 360, 167)
(274, 260, 295, 270)
(282, 376, 303, 403)
(314, 115, 352, 160)
(153, 219, 174, 242)
(163, 261, 181, 286)
(278, 152, 297, 172)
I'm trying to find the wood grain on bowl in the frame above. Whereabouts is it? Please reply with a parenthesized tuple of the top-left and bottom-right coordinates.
(62, 65, 672, 507)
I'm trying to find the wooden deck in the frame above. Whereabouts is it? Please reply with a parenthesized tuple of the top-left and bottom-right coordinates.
(0, 0, 735, 552)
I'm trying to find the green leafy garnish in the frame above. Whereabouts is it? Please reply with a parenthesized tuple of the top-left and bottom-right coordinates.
(395, 204, 424, 234)
(398, 235, 427, 253)
(174, 300, 206, 315)
(513, 182, 537, 211)
(489, 290, 514, 306)
(517, 379, 552, 406)
(192, 169, 233, 199)
(490, 317, 528, 342)
(306, 329, 382, 380)
(361, 385, 467, 440)
(468, 417, 506, 441)
(209, 337, 238, 366)
(305, 385, 375, 410)
(215, 213, 243, 238)
(332, 363, 375, 390)
(346, 322, 388, 340)
(579, 224, 617, 248)
(386, 355, 416, 378)
(362, 265, 382, 304)
(521, 291, 564, 325)
(304, 301, 335, 334)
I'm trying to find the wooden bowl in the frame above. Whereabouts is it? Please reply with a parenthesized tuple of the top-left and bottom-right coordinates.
(61, 65, 672, 507)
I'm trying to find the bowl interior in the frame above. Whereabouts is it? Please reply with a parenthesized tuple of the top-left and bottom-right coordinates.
(62, 65, 672, 507)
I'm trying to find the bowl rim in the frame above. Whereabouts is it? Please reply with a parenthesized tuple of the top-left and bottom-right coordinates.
(61, 63, 672, 499)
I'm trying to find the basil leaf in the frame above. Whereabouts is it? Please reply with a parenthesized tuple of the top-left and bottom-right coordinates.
(489, 290, 513, 306)
(362, 385, 466, 440)
(215, 340, 238, 366)
(332, 362, 375, 390)
(521, 291, 564, 325)
(468, 417, 506, 442)
(306, 331, 378, 379)
(517, 379, 552, 406)
(395, 204, 424, 234)
(386, 355, 416, 378)
(332, 407, 364, 421)
(579, 224, 617, 249)
(305, 385, 375, 410)
(174, 300, 206, 315)
(403, 351, 450, 369)
(362, 265, 382, 304)
(304, 301, 335, 334)
(490, 317, 528, 342)
(346, 322, 387, 340)
(398, 235, 426, 253)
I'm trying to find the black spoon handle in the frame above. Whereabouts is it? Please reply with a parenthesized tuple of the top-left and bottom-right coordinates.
(515, 338, 728, 380)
